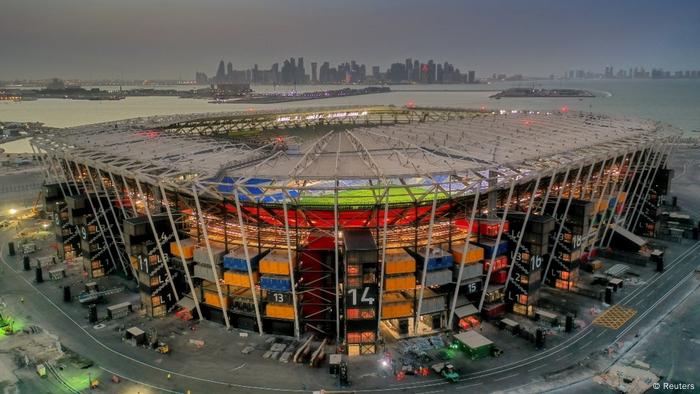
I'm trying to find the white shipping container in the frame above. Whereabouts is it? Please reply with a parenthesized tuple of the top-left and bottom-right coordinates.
(453, 263, 482, 281)
(193, 264, 221, 282)
(424, 269, 452, 286)
(420, 295, 446, 314)
(194, 247, 225, 266)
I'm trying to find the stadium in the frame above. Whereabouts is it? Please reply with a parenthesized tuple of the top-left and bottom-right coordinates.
(31, 105, 677, 356)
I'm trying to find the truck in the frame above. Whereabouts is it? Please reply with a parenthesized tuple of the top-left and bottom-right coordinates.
(431, 362, 459, 383)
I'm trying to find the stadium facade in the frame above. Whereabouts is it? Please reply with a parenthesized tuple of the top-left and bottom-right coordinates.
(31, 106, 677, 355)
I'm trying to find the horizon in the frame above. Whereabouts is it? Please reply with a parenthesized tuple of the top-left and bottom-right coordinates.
(1, 0, 699, 80)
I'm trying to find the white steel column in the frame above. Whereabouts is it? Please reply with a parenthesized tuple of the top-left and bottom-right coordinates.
(621, 147, 658, 229)
(135, 179, 180, 303)
(542, 164, 584, 283)
(629, 141, 675, 232)
(599, 147, 650, 248)
(333, 183, 341, 343)
(415, 188, 439, 332)
(478, 179, 516, 311)
(537, 170, 557, 215)
(583, 154, 624, 246)
(504, 175, 542, 297)
(376, 186, 390, 338)
(121, 174, 139, 217)
(282, 196, 301, 339)
(233, 187, 264, 335)
(192, 185, 231, 329)
(159, 182, 203, 321)
(108, 172, 131, 220)
(68, 160, 120, 274)
(447, 184, 481, 328)
(96, 169, 138, 278)
(626, 143, 670, 230)
(84, 165, 129, 276)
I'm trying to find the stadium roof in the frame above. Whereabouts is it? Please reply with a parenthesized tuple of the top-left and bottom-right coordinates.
(32, 106, 677, 202)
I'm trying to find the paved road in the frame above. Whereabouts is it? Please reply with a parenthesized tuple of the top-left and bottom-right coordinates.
(2, 227, 698, 394)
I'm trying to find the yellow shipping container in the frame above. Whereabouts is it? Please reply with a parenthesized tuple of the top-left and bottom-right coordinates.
(617, 191, 627, 203)
(170, 239, 195, 259)
(266, 303, 295, 320)
(451, 243, 484, 264)
(384, 275, 415, 291)
(260, 250, 295, 275)
(381, 302, 413, 319)
(203, 291, 228, 309)
(223, 271, 259, 288)
(385, 258, 416, 275)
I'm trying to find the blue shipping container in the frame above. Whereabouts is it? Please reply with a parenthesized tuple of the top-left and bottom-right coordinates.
(426, 255, 454, 271)
(260, 276, 292, 292)
(478, 240, 509, 257)
(223, 249, 267, 271)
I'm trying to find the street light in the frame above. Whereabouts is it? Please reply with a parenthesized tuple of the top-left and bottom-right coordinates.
(8, 208, 17, 215)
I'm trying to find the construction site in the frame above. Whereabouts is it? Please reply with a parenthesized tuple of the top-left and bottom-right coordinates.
(5, 105, 694, 391)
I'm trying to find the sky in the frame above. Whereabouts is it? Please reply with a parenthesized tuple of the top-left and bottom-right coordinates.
(1, 0, 699, 80)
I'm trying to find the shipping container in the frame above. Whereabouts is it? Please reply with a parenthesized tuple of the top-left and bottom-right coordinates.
(193, 264, 222, 282)
(384, 274, 415, 291)
(454, 330, 493, 360)
(483, 255, 508, 273)
(453, 262, 483, 281)
(479, 220, 510, 238)
(384, 249, 416, 274)
(169, 238, 195, 260)
(450, 243, 484, 264)
(223, 271, 259, 288)
(260, 275, 293, 292)
(408, 247, 454, 271)
(419, 290, 446, 315)
(203, 291, 228, 309)
(259, 249, 296, 275)
(265, 303, 295, 320)
(381, 293, 414, 319)
(489, 270, 508, 285)
(223, 247, 269, 271)
(194, 246, 225, 266)
(422, 269, 452, 286)
(347, 331, 376, 344)
(478, 239, 509, 257)
(482, 302, 506, 319)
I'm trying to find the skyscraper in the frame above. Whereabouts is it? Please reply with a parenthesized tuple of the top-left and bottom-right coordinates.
(468, 70, 476, 84)
(311, 62, 318, 83)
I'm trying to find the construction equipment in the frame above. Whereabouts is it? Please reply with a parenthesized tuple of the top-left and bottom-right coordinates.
(431, 362, 460, 383)
(90, 379, 100, 389)
(78, 286, 124, 304)
(156, 344, 171, 355)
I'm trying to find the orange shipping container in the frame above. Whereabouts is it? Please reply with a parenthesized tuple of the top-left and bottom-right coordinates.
(381, 301, 413, 319)
(384, 275, 415, 291)
(203, 291, 228, 309)
(223, 271, 259, 288)
(266, 303, 295, 320)
(260, 250, 295, 275)
(170, 239, 195, 260)
(451, 244, 484, 264)
(385, 257, 416, 275)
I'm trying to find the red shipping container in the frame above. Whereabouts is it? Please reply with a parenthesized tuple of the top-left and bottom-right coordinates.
(590, 248, 599, 258)
(483, 255, 508, 273)
(479, 221, 510, 238)
(482, 303, 506, 319)
(490, 270, 508, 284)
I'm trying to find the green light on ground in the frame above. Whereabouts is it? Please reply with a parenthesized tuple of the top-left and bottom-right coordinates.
(0, 315, 26, 338)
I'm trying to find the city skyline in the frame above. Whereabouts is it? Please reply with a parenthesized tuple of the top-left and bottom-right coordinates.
(1, 0, 699, 80)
